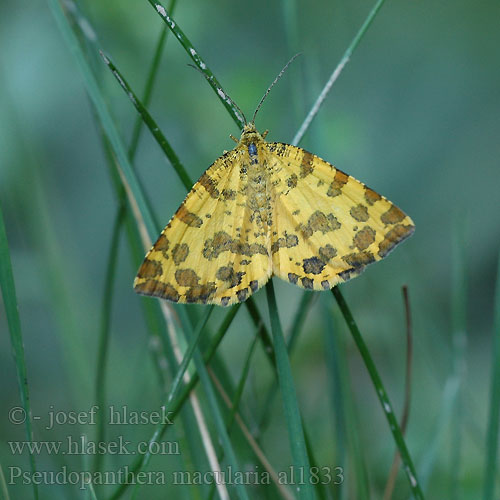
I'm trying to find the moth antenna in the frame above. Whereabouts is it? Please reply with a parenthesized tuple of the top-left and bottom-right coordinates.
(252, 53, 302, 124)
(188, 64, 247, 125)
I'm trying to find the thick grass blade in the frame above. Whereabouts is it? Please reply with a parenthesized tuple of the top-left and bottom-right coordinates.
(266, 280, 314, 500)
(483, 250, 500, 500)
(0, 202, 38, 500)
(331, 286, 424, 500)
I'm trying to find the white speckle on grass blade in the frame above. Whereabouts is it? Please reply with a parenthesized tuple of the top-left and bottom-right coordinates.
(217, 88, 226, 100)
(156, 4, 166, 17)
(112, 71, 127, 92)
(406, 466, 417, 487)
(383, 402, 391, 413)
(189, 48, 197, 57)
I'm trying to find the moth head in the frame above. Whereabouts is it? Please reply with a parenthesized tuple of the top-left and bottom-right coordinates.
(239, 122, 264, 146)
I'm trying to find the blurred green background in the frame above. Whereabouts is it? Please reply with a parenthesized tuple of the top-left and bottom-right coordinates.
(1, 0, 499, 498)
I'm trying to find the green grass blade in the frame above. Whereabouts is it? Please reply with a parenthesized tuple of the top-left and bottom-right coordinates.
(258, 292, 315, 432)
(92, 205, 124, 474)
(207, 335, 259, 500)
(145, 0, 245, 129)
(0, 202, 38, 500)
(331, 286, 424, 500)
(187, 329, 250, 500)
(109, 305, 241, 500)
(48, 0, 157, 240)
(323, 303, 369, 500)
(483, 250, 500, 500)
(292, 0, 388, 145)
(101, 51, 192, 191)
(138, 306, 214, 469)
(266, 280, 314, 500)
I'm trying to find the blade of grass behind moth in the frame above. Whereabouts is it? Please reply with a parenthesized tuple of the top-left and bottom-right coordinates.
(207, 336, 296, 500)
(383, 286, 414, 500)
(146, 0, 246, 130)
(0, 202, 38, 500)
(181, 320, 250, 500)
(266, 280, 314, 500)
(258, 292, 316, 432)
(128, 0, 179, 157)
(49, 0, 156, 239)
(100, 51, 192, 191)
(292, 0, 388, 145)
(109, 304, 241, 500)
(331, 286, 424, 500)
(323, 300, 369, 500)
(483, 249, 500, 500)
(131, 306, 214, 475)
(92, 203, 124, 474)
(450, 223, 468, 499)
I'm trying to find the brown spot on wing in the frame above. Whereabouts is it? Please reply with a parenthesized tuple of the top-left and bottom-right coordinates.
(199, 173, 220, 199)
(300, 151, 314, 178)
(134, 280, 180, 302)
(172, 243, 189, 265)
(185, 283, 217, 303)
(137, 259, 163, 279)
(203, 232, 269, 260)
(154, 234, 170, 258)
(301, 277, 314, 289)
(221, 188, 236, 201)
(203, 231, 233, 259)
(297, 210, 341, 239)
(378, 224, 414, 257)
(381, 205, 406, 225)
(271, 232, 299, 254)
(350, 204, 369, 222)
(353, 226, 376, 251)
(177, 205, 203, 228)
(237, 288, 249, 302)
(216, 266, 245, 288)
(319, 244, 337, 262)
(287, 174, 298, 189)
(343, 251, 375, 268)
(175, 269, 200, 287)
(288, 273, 299, 284)
(302, 257, 326, 275)
(327, 170, 348, 197)
(364, 187, 382, 205)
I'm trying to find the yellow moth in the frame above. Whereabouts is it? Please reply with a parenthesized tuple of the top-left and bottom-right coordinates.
(134, 63, 414, 306)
